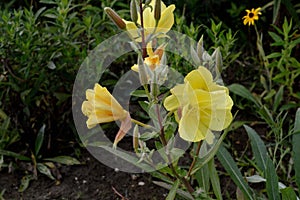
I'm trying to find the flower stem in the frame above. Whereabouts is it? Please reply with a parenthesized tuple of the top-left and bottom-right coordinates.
(139, 1, 147, 58)
(187, 141, 202, 177)
(131, 118, 153, 130)
(155, 104, 195, 196)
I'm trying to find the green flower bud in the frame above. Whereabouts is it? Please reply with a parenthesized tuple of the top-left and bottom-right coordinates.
(130, 0, 138, 23)
(138, 54, 148, 85)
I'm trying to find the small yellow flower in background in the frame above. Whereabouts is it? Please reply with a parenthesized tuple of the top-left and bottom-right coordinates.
(242, 7, 262, 26)
(163, 67, 233, 143)
(124, 0, 175, 41)
(81, 83, 132, 147)
(131, 42, 165, 72)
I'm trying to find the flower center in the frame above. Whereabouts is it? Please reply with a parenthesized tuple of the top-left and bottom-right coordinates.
(249, 13, 254, 18)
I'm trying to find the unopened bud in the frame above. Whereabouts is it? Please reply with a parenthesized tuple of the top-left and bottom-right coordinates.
(197, 35, 204, 63)
(104, 7, 126, 29)
(130, 0, 138, 23)
(133, 125, 140, 153)
(154, 0, 161, 22)
(138, 55, 148, 85)
(212, 47, 223, 73)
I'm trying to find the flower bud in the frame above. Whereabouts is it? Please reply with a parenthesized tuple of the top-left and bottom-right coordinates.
(104, 7, 126, 30)
(130, 0, 138, 23)
(154, 0, 161, 23)
(133, 125, 140, 153)
(197, 35, 204, 63)
(212, 47, 223, 73)
(138, 54, 148, 85)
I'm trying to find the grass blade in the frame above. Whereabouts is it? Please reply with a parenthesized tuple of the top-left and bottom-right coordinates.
(244, 125, 268, 172)
(293, 108, 300, 189)
(217, 145, 254, 200)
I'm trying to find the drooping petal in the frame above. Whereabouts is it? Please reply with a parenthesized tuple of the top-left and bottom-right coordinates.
(113, 113, 132, 148)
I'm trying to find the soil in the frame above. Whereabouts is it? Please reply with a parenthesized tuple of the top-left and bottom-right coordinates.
(0, 150, 168, 200)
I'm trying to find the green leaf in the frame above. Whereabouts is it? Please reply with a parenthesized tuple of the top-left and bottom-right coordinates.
(273, 86, 284, 112)
(37, 163, 55, 180)
(131, 90, 148, 98)
(166, 179, 180, 200)
(208, 159, 222, 200)
(0, 149, 30, 161)
(268, 32, 283, 43)
(195, 163, 210, 191)
(153, 181, 193, 200)
(228, 84, 260, 107)
(217, 145, 254, 200)
(19, 175, 33, 192)
(45, 156, 80, 165)
(35, 124, 45, 156)
(266, 158, 280, 200)
(281, 187, 297, 200)
(99, 145, 154, 172)
(273, 0, 281, 24)
(191, 128, 229, 174)
(293, 108, 300, 190)
(244, 125, 268, 172)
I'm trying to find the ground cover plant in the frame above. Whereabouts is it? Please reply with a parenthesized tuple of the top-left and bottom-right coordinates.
(0, 0, 300, 199)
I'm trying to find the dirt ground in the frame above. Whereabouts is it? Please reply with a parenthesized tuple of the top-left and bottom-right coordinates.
(0, 151, 168, 200)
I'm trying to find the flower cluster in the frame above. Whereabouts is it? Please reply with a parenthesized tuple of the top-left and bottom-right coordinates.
(81, 0, 233, 147)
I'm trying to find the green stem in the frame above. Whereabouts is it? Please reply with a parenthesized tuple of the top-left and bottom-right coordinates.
(187, 141, 202, 177)
(155, 104, 195, 196)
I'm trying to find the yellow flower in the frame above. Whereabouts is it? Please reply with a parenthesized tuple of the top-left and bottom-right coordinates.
(242, 7, 262, 26)
(82, 83, 132, 147)
(163, 67, 233, 143)
(124, 0, 175, 41)
(131, 42, 165, 72)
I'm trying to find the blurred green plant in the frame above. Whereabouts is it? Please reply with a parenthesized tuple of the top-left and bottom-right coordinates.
(0, 124, 80, 192)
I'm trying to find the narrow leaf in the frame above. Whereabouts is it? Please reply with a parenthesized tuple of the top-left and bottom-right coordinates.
(35, 124, 46, 156)
(281, 187, 297, 200)
(37, 163, 55, 180)
(266, 158, 280, 200)
(166, 179, 180, 200)
(217, 145, 254, 200)
(228, 84, 260, 107)
(191, 128, 229, 174)
(45, 156, 80, 165)
(208, 159, 222, 200)
(153, 181, 193, 200)
(293, 108, 300, 189)
(0, 149, 30, 161)
(244, 125, 268, 172)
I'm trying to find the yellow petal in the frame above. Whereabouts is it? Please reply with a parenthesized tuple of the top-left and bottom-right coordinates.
(131, 64, 139, 72)
(156, 5, 175, 33)
(124, 20, 140, 40)
(178, 105, 212, 142)
(184, 66, 213, 91)
(164, 95, 180, 111)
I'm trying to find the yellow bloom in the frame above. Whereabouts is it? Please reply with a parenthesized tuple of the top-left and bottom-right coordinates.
(242, 7, 262, 26)
(81, 83, 132, 147)
(163, 67, 233, 143)
(131, 42, 165, 72)
(124, 0, 175, 41)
